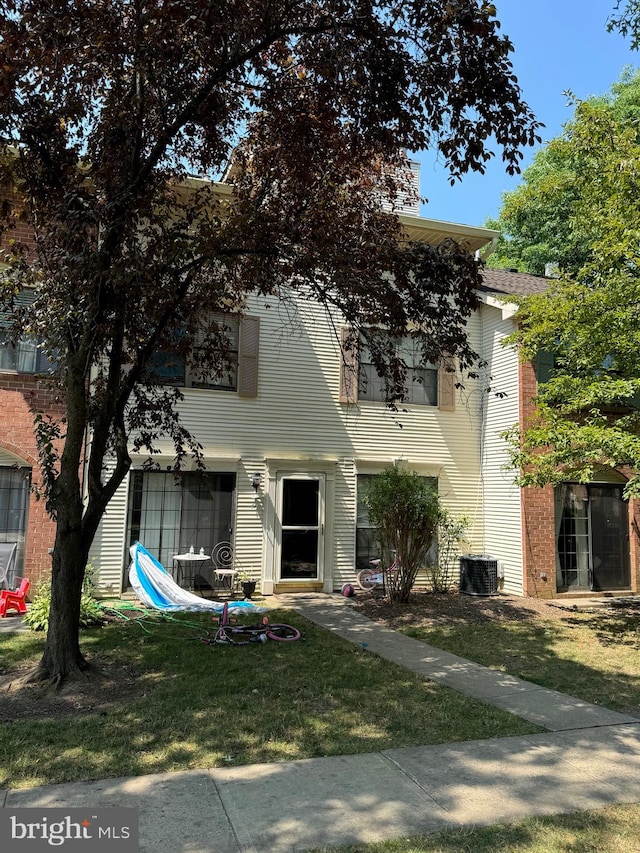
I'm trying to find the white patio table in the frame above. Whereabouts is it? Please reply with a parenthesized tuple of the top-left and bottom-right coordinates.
(172, 551, 211, 593)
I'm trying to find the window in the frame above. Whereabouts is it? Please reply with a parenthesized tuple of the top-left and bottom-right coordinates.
(358, 335, 438, 405)
(146, 314, 259, 396)
(147, 315, 239, 390)
(0, 289, 57, 375)
(126, 470, 235, 578)
(189, 317, 239, 390)
(0, 466, 30, 583)
(341, 327, 454, 410)
(0, 340, 55, 374)
(535, 349, 556, 385)
(355, 474, 380, 571)
(356, 473, 438, 571)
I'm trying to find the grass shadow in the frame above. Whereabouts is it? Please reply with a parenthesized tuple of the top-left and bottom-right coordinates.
(0, 608, 538, 789)
(363, 593, 640, 716)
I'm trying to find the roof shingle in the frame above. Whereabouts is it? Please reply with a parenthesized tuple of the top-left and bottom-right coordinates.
(480, 266, 549, 298)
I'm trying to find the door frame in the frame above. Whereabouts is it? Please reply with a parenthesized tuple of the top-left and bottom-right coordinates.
(555, 482, 631, 592)
(274, 472, 325, 585)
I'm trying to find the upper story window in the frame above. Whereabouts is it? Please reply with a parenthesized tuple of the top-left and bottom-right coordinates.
(147, 314, 259, 397)
(0, 289, 57, 375)
(340, 326, 455, 412)
(358, 336, 438, 406)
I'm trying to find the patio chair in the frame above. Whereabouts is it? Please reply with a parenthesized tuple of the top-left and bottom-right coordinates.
(0, 542, 18, 591)
(0, 576, 30, 617)
(211, 541, 237, 595)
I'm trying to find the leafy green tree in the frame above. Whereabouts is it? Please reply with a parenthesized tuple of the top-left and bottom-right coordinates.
(488, 68, 640, 276)
(609, 1, 640, 48)
(364, 466, 441, 603)
(505, 95, 640, 497)
(0, 0, 539, 684)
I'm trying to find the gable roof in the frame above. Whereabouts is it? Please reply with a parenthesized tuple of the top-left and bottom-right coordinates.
(480, 267, 549, 297)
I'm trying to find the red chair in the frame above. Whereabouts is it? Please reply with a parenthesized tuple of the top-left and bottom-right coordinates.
(0, 577, 30, 617)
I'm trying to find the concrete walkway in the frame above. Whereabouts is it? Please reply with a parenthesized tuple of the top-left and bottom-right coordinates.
(277, 593, 637, 732)
(2, 594, 640, 853)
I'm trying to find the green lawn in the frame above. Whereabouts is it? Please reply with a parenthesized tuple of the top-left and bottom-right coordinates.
(333, 597, 640, 852)
(309, 803, 640, 852)
(0, 608, 539, 789)
(4, 598, 640, 852)
(400, 607, 640, 717)
(324, 599, 640, 853)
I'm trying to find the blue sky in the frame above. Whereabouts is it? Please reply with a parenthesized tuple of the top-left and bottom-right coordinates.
(416, 1, 638, 227)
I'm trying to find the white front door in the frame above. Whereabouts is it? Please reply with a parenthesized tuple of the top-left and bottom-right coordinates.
(277, 474, 324, 582)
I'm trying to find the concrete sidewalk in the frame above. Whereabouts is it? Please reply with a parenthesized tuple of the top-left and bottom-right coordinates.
(5, 725, 640, 852)
(3, 593, 640, 852)
(0, 614, 27, 632)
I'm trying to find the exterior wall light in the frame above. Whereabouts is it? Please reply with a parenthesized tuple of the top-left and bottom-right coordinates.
(250, 472, 263, 492)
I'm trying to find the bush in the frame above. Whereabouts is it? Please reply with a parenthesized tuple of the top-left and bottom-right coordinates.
(23, 580, 54, 632)
(364, 466, 441, 603)
(24, 565, 104, 632)
(428, 511, 470, 592)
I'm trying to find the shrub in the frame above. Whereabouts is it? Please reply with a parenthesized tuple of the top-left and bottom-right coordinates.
(23, 580, 54, 632)
(24, 565, 104, 632)
(429, 511, 471, 592)
(364, 466, 441, 603)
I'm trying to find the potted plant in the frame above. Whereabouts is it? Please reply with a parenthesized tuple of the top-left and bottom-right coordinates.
(236, 568, 257, 599)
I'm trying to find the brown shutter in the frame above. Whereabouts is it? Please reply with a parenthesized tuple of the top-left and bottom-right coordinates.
(238, 316, 259, 397)
(340, 326, 358, 403)
(438, 357, 456, 412)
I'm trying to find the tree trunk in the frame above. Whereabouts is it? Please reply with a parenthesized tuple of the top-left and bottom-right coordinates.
(32, 510, 90, 685)
(30, 340, 132, 686)
(32, 371, 91, 687)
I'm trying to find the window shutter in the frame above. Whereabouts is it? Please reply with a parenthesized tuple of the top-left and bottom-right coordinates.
(0, 288, 35, 331)
(238, 316, 259, 397)
(438, 357, 456, 412)
(340, 326, 358, 403)
(535, 349, 555, 385)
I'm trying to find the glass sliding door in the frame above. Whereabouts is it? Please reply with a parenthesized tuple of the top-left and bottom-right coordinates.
(590, 486, 629, 590)
(556, 483, 630, 592)
(556, 485, 590, 590)
(180, 474, 235, 557)
(126, 471, 235, 579)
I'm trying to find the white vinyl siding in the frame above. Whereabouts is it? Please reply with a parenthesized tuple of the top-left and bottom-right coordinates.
(95, 293, 488, 593)
(380, 159, 421, 217)
(89, 464, 130, 596)
(479, 302, 524, 595)
(233, 459, 267, 581)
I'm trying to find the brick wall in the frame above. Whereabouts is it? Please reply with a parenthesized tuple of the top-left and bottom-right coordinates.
(0, 375, 64, 585)
(518, 359, 554, 597)
(1, 189, 38, 262)
(519, 358, 640, 598)
(521, 482, 557, 598)
(1, 198, 54, 584)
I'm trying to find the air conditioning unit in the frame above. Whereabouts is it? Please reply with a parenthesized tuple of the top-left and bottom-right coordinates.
(459, 555, 498, 596)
